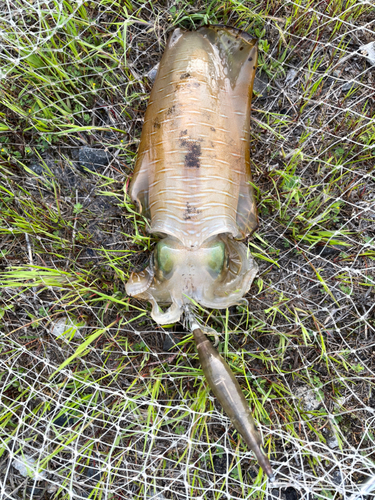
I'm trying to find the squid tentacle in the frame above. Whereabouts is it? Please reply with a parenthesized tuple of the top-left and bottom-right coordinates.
(192, 326, 274, 481)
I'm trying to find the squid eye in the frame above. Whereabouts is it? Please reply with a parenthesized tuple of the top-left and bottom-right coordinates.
(155, 241, 174, 276)
(207, 241, 225, 277)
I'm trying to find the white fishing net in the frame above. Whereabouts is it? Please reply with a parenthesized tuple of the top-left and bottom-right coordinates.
(0, 1, 374, 499)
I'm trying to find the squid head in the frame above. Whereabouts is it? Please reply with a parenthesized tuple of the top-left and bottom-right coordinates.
(126, 235, 258, 323)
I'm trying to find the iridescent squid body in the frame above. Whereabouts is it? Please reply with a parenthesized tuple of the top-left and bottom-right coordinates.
(126, 26, 273, 480)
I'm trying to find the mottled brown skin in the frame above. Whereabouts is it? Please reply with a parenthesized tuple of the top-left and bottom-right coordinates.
(193, 328, 274, 480)
(130, 26, 258, 247)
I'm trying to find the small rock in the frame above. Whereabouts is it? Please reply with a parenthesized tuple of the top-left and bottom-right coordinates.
(27, 156, 80, 194)
(28, 160, 45, 175)
(327, 434, 339, 449)
(285, 68, 298, 85)
(146, 491, 167, 500)
(26, 486, 46, 497)
(213, 455, 227, 475)
(50, 317, 85, 340)
(27, 155, 56, 180)
(342, 80, 357, 92)
(279, 107, 293, 115)
(283, 486, 299, 500)
(248, 468, 258, 479)
(314, 244, 348, 257)
(358, 41, 375, 66)
(84, 247, 97, 260)
(163, 332, 182, 351)
(52, 414, 76, 428)
(78, 146, 110, 172)
(269, 489, 280, 499)
(253, 74, 269, 97)
(84, 466, 102, 482)
(294, 386, 322, 411)
(12, 455, 47, 481)
(146, 63, 159, 83)
(332, 469, 344, 486)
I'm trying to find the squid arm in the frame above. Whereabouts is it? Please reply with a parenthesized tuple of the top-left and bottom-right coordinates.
(193, 327, 274, 481)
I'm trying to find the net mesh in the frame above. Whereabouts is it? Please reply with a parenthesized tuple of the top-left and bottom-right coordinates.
(0, 1, 375, 499)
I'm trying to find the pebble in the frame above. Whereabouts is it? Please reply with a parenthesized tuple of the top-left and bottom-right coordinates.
(342, 80, 357, 92)
(12, 455, 47, 481)
(52, 414, 76, 428)
(327, 434, 339, 449)
(253, 74, 269, 97)
(285, 68, 298, 85)
(78, 146, 111, 172)
(84, 466, 102, 481)
(332, 469, 344, 486)
(146, 63, 159, 82)
(146, 491, 167, 500)
(213, 455, 227, 475)
(163, 332, 182, 351)
(294, 386, 322, 411)
(28, 160, 45, 176)
(283, 486, 299, 500)
(50, 317, 85, 340)
(358, 41, 375, 66)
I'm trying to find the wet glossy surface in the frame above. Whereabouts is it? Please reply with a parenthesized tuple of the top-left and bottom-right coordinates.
(126, 26, 259, 324)
(194, 327, 274, 480)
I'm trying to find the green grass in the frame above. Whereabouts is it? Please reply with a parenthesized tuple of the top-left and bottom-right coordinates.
(1, 0, 375, 499)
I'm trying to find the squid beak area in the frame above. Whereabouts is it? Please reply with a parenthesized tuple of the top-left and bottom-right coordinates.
(193, 327, 274, 481)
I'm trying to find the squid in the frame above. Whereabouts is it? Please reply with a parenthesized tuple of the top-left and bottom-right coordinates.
(126, 26, 274, 480)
